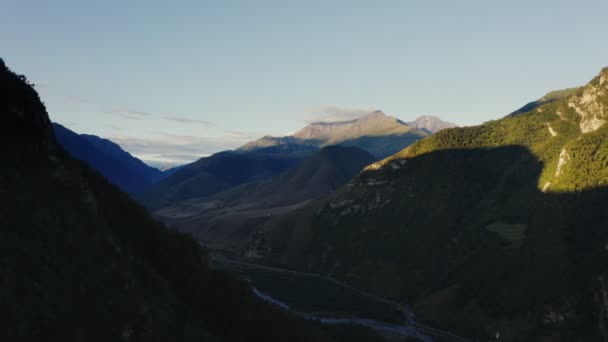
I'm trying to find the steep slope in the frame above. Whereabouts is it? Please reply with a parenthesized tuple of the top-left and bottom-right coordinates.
(252, 142, 320, 154)
(238, 111, 429, 159)
(162, 163, 187, 175)
(155, 146, 376, 254)
(406, 115, 458, 134)
(0, 59, 329, 342)
(239, 136, 317, 151)
(509, 87, 580, 116)
(139, 150, 312, 210)
(268, 67, 608, 341)
(80, 133, 166, 185)
(53, 123, 165, 195)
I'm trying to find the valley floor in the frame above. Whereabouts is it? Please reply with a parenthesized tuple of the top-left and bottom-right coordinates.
(212, 254, 469, 342)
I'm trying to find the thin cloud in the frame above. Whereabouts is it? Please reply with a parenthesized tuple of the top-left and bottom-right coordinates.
(224, 129, 257, 140)
(61, 96, 218, 129)
(64, 96, 93, 104)
(163, 116, 217, 127)
(106, 124, 124, 131)
(304, 105, 379, 123)
(106, 107, 154, 116)
(110, 133, 251, 164)
(102, 107, 155, 120)
(62, 96, 155, 119)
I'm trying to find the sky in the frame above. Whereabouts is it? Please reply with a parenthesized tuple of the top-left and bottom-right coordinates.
(2, 0, 608, 166)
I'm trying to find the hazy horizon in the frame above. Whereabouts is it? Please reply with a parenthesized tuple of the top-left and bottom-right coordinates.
(3, 0, 607, 164)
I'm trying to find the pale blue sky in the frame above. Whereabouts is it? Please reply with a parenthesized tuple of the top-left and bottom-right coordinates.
(2, 0, 608, 165)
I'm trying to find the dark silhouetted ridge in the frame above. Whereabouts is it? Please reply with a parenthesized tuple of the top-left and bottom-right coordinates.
(53, 123, 165, 195)
(0, 57, 329, 342)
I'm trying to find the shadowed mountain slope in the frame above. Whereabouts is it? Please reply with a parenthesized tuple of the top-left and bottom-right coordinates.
(53, 123, 165, 195)
(0, 58, 330, 342)
(155, 146, 376, 254)
(139, 150, 312, 210)
(144, 111, 430, 213)
(260, 66, 608, 341)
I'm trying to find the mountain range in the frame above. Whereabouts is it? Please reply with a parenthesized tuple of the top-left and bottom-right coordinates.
(255, 66, 608, 341)
(145, 111, 453, 254)
(154, 145, 376, 253)
(141, 111, 447, 212)
(53, 123, 166, 195)
(7, 52, 608, 342)
(139, 149, 313, 210)
(238, 111, 432, 159)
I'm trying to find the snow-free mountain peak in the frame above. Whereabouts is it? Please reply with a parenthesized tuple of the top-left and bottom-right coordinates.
(238, 110, 429, 159)
(406, 115, 458, 134)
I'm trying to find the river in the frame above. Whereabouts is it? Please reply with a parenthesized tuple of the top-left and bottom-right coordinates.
(215, 256, 468, 341)
(252, 286, 435, 341)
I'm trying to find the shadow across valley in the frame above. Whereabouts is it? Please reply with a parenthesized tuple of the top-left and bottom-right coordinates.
(268, 145, 608, 341)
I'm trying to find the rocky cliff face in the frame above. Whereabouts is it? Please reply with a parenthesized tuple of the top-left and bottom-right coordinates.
(568, 67, 608, 133)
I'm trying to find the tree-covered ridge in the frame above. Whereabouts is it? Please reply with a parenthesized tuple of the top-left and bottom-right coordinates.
(373, 66, 608, 192)
(508, 87, 580, 116)
(269, 66, 608, 341)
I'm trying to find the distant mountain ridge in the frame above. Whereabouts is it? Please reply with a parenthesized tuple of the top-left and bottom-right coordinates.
(53, 123, 165, 195)
(139, 149, 313, 210)
(162, 164, 187, 175)
(149, 111, 455, 255)
(142, 111, 433, 211)
(406, 115, 458, 134)
(238, 111, 429, 159)
(154, 145, 376, 253)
